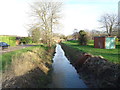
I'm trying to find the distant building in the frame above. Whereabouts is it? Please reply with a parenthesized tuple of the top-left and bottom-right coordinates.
(94, 36, 116, 49)
(0, 35, 27, 46)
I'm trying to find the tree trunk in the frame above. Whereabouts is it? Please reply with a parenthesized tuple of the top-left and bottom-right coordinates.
(109, 25, 112, 36)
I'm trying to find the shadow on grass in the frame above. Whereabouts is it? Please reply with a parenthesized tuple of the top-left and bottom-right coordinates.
(66, 40, 94, 48)
(66, 40, 79, 43)
(116, 45, 120, 49)
(71, 44, 94, 50)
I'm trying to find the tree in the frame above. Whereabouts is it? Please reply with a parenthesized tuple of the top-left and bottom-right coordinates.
(21, 37, 32, 44)
(29, 27, 41, 43)
(72, 29, 79, 40)
(29, 0, 62, 47)
(78, 30, 88, 45)
(99, 13, 117, 36)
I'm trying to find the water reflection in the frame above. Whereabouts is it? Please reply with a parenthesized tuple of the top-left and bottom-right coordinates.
(52, 44, 87, 88)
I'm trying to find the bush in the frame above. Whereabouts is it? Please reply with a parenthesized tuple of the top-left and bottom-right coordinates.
(78, 30, 88, 45)
(21, 37, 32, 44)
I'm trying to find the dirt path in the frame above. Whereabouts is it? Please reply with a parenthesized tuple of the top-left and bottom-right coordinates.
(0, 45, 38, 54)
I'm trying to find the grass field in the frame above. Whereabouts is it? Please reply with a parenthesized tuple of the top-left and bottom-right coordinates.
(63, 40, 120, 63)
(0, 45, 49, 71)
(0, 36, 16, 46)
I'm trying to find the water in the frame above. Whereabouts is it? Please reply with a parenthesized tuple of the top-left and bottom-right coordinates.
(52, 44, 87, 88)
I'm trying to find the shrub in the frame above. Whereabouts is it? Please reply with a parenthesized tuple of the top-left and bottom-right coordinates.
(21, 37, 32, 44)
(78, 30, 88, 45)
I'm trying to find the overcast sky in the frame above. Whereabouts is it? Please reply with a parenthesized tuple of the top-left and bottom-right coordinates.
(0, 0, 119, 36)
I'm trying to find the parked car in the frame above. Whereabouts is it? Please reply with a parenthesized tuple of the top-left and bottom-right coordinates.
(0, 42, 10, 50)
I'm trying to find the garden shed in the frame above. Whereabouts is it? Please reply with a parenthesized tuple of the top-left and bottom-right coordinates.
(94, 36, 116, 49)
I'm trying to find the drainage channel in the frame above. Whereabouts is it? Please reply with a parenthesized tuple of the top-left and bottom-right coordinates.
(51, 44, 88, 88)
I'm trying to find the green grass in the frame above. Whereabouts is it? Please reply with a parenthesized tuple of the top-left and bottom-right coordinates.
(0, 45, 48, 71)
(63, 40, 120, 63)
(0, 36, 16, 46)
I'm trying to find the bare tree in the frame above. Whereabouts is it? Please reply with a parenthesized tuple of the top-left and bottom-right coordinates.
(72, 29, 79, 40)
(99, 13, 117, 36)
(29, 0, 63, 46)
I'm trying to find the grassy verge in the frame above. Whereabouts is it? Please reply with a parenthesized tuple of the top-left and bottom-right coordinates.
(0, 46, 45, 71)
(63, 40, 120, 63)
(2, 45, 55, 88)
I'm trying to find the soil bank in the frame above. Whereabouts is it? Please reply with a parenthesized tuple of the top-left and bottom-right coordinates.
(61, 43, 120, 88)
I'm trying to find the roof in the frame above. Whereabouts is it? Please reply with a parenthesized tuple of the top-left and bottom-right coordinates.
(94, 36, 116, 38)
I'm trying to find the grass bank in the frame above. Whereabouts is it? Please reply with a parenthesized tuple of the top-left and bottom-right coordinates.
(1, 45, 55, 88)
(0, 46, 46, 71)
(63, 40, 120, 63)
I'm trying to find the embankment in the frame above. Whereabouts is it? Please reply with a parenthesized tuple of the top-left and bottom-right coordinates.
(2, 45, 55, 88)
(61, 43, 120, 88)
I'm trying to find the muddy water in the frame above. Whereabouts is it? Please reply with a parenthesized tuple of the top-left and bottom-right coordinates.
(52, 44, 87, 88)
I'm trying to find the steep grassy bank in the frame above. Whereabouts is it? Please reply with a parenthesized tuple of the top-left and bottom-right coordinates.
(2, 45, 55, 88)
(61, 43, 120, 88)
